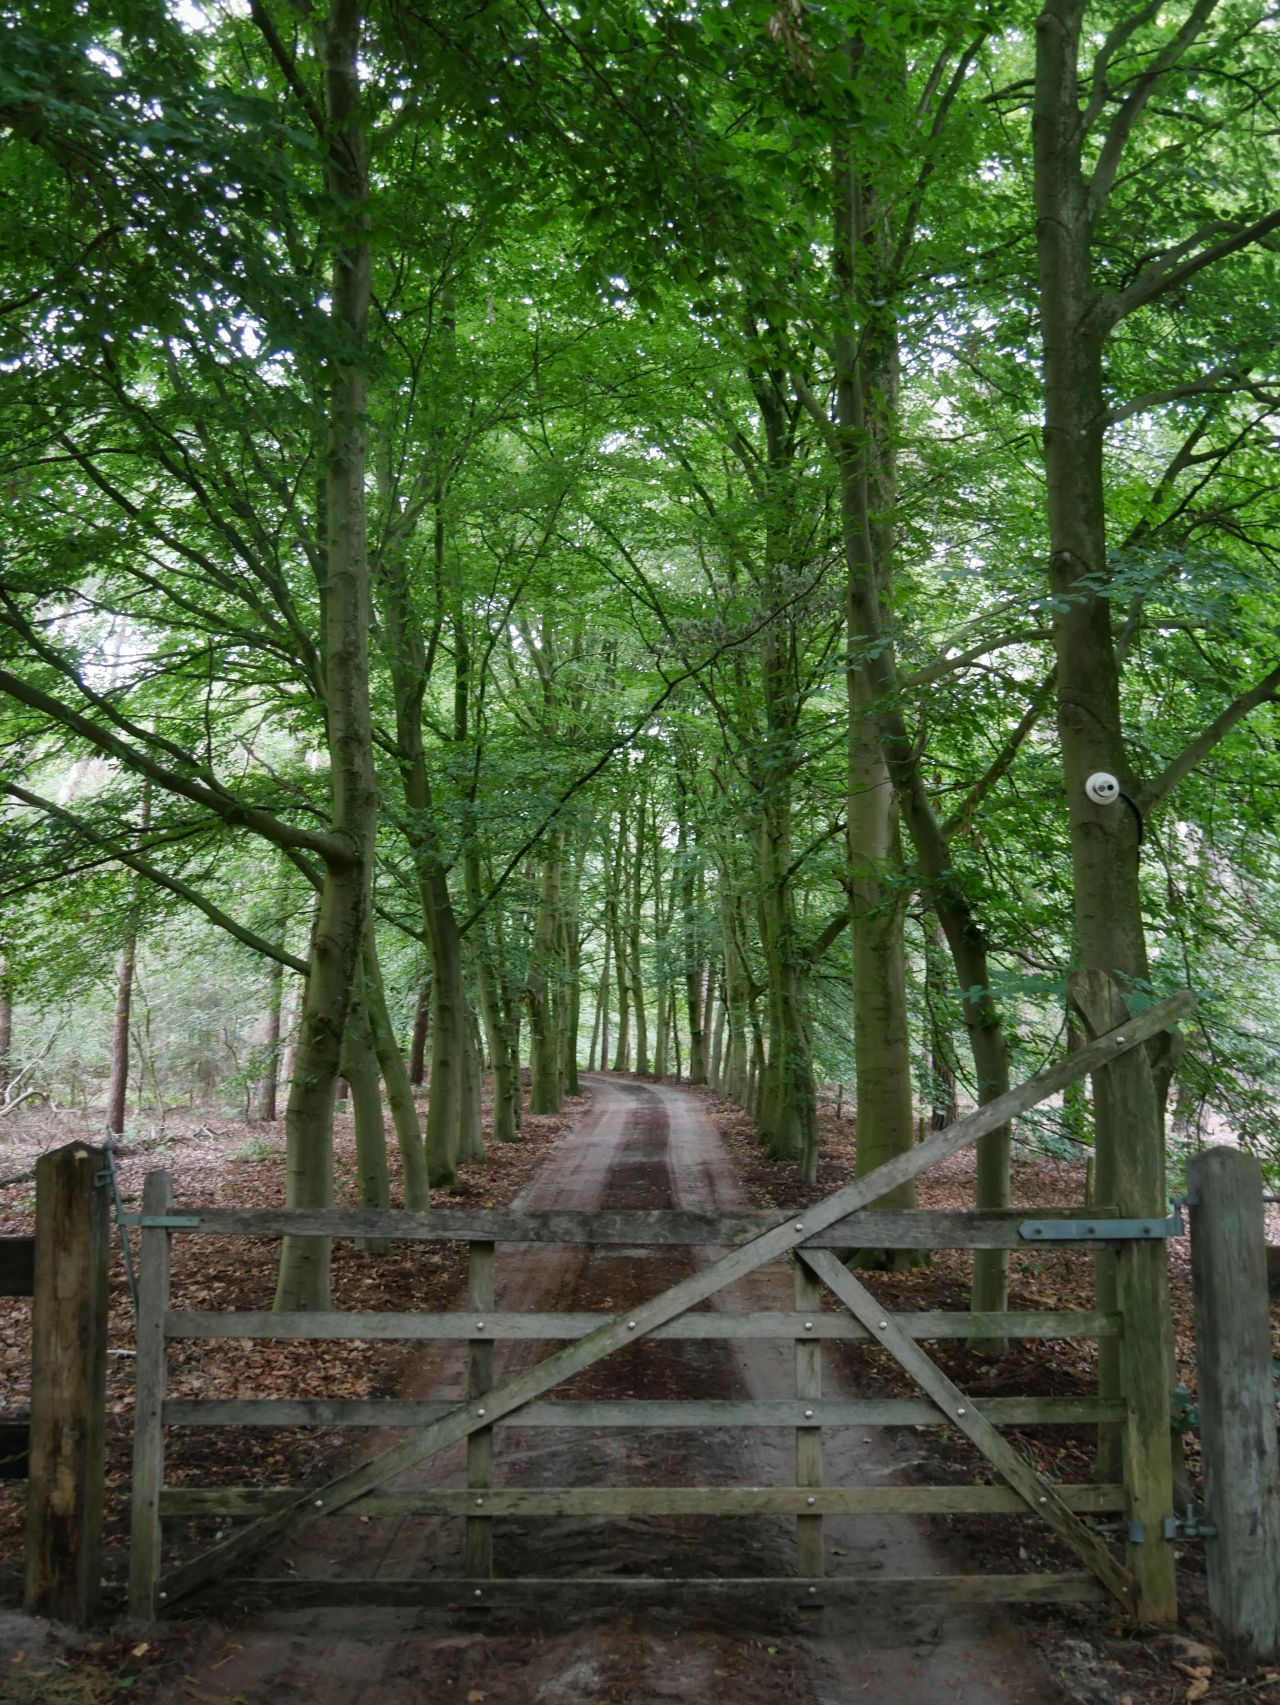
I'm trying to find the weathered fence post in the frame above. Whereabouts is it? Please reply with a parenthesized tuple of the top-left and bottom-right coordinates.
(24, 1141, 110, 1625)
(1072, 971, 1178, 1621)
(129, 1169, 173, 1619)
(1187, 1145, 1280, 1664)
(794, 1253, 824, 1584)
(464, 1240, 495, 1581)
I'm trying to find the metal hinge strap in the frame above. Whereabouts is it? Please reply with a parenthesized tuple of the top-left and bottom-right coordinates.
(1019, 1215, 1178, 1242)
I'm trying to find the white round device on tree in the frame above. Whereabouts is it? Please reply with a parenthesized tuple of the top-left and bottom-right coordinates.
(1085, 772, 1121, 805)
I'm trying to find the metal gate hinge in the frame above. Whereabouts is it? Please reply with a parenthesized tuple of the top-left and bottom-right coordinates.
(1164, 1506, 1217, 1542)
(1019, 1214, 1179, 1242)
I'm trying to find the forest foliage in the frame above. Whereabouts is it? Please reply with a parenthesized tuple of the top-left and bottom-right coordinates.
(2, 0, 1279, 1304)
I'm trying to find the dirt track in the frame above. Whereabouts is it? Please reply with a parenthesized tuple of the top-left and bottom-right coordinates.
(174, 1077, 1061, 1705)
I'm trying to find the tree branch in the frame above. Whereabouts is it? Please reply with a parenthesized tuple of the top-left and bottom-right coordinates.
(0, 665, 348, 865)
(1086, 0, 1221, 219)
(1105, 364, 1242, 425)
(942, 670, 1056, 839)
(903, 629, 1050, 688)
(2, 783, 310, 974)
(1137, 659, 1280, 815)
(806, 906, 852, 964)
(248, 0, 327, 140)
(1110, 209, 1280, 321)
(791, 370, 841, 460)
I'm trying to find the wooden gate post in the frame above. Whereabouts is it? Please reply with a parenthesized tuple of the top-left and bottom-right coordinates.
(464, 1241, 495, 1581)
(1072, 971, 1178, 1622)
(24, 1142, 111, 1625)
(129, 1170, 173, 1619)
(1187, 1146, 1280, 1664)
(794, 1254, 824, 1582)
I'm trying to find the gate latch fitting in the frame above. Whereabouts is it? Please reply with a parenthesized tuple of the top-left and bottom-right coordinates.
(1164, 1505, 1217, 1542)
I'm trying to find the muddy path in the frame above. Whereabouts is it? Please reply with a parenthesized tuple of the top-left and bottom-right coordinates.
(175, 1078, 1062, 1705)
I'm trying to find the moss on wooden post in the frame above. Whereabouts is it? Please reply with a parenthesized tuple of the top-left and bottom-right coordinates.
(25, 1141, 110, 1625)
(1188, 1146, 1280, 1664)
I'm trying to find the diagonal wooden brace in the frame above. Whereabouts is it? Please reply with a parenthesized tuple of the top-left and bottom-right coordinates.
(156, 991, 1190, 1608)
(799, 1248, 1134, 1608)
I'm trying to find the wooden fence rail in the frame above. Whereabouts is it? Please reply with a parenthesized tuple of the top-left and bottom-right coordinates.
(120, 1203, 1131, 1248)
(0, 1231, 35, 1481)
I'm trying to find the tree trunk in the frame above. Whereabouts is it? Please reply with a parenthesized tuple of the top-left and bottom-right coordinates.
(651, 800, 669, 1079)
(924, 918, 959, 1130)
(1033, 0, 1167, 1480)
(609, 835, 631, 1072)
(527, 842, 563, 1113)
(559, 849, 583, 1097)
(709, 974, 725, 1091)
(719, 887, 751, 1105)
(460, 1011, 484, 1162)
(408, 978, 430, 1085)
(251, 865, 290, 1123)
(275, 2, 379, 1311)
(847, 678, 918, 1263)
(589, 936, 609, 1073)
(628, 803, 649, 1075)
(831, 103, 1011, 1330)
(0, 957, 12, 1104)
(753, 805, 818, 1179)
(678, 793, 707, 1085)
(465, 851, 518, 1142)
(363, 926, 430, 1209)
(251, 953, 285, 1123)
(340, 976, 390, 1255)
(106, 931, 137, 1138)
(422, 882, 467, 1184)
(502, 986, 523, 1129)
(107, 791, 151, 1136)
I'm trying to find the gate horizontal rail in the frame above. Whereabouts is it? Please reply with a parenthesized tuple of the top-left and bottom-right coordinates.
(164, 1306, 1121, 1341)
(163, 1395, 1125, 1428)
(161, 1483, 1127, 1518)
(123, 1204, 1131, 1248)
(195, 1572, 1110, 1611)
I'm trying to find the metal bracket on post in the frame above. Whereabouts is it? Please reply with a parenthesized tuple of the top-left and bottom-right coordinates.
(97, 1141, 140, 1314)
(1018, 1215, 1179, 1242)
(1164, 1506, 1218, 1542)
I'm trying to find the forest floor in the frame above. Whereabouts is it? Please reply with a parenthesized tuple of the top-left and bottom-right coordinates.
(1, 1079, 1278, 1705)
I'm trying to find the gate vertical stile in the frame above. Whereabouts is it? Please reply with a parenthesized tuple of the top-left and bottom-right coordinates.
(129, 1169, 173, 1619)
(1074, 970, 1178, 1622)
(465, 1240, 495, 1580)
(794, 1253, 824, 1586)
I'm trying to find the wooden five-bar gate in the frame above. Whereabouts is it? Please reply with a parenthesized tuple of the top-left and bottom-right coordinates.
(127, 992, 1193, 1621)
